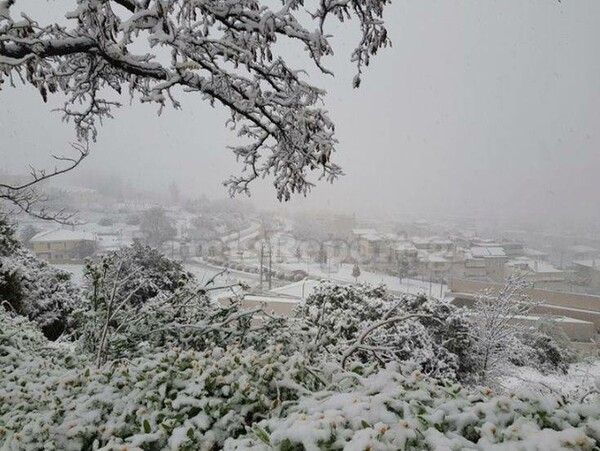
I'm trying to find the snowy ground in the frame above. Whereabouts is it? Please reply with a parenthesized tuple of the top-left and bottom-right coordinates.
(277, 261, 447, 298)
(55, 259, 446, 300)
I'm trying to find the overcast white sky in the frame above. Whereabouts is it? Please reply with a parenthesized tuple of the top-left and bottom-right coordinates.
(2, 0, 600, 226)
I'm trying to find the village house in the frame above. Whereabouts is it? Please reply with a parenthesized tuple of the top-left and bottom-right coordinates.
(30, 229, 97, 262)
(464, 246, 508, 281)
(504, 258, 566, 289)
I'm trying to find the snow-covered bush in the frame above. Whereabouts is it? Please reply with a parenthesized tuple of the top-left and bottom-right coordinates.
(0, 214, 81, 339)
(0, 309, 323, 450)
(84, 242, 194, 307)
(0, 215, 19, 255)
(227, 364, 600, 450)
(293, 282, 475, 382)
(293, 281, 572, 386)
(510, 331, 577, 376)
(74, 242, 291, 363)
(3, 308, 600, 451)
(75, 285, 295, 365)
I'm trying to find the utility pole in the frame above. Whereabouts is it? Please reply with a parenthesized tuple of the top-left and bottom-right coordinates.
(277, 238, 281, 261)
(560, 250, 564, 270)
(268, 243, 272, 290)
(259, 244, 264, 290)
(259, 241, 272, 290)
(429, 270, 433, 297)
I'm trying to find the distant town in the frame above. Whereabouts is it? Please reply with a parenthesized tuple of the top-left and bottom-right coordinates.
(9, 175, 600, 348)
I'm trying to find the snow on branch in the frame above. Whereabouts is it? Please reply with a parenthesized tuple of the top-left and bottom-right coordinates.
(471, 275, 542, 383)
(0, 142, 88, 224)
(0, 0, 391, 201)
(341, 313, 435, 369)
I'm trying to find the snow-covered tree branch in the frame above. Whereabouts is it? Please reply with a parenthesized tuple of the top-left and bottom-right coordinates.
(471, 276, 541, 384)
(0, 142, 88, 223)
(0, 0, 390, 200)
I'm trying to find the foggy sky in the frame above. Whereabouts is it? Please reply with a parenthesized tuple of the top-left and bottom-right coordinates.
(1, 0, 600, 226)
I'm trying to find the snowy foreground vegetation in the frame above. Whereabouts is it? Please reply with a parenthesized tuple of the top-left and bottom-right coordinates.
(2, 215, 600, 450)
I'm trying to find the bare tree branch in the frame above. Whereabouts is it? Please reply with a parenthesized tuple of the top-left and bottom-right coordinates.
(0, 142, 88, 224)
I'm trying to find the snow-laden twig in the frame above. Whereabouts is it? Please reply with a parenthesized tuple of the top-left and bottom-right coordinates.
(0, 143, 88, 224)
(341, 313, 433, 369)
(470, 275, 542, 384)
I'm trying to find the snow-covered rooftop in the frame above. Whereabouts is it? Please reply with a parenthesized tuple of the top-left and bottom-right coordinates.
(506, 258, 563, 274)
(395, 241, 418, 251)
(30, 228, 96, 243)
(360, 232, 384, 242)
(470, 246, 506, 258)
(428, 254, 449, 263)
(271, 279, 320, 299)
(433, 240, 453, 245)
(573, 259, 600, 270)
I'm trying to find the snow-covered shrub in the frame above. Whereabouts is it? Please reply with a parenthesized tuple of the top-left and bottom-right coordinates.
(510, 331, 577, 375)
(227, 364, 600, 450)
(0, 215, 81, 339)
(85, 242, 194, 307)
(293, 282, 474, 382)
(294, 283, 390, 342)
(394, 294, 476, 381)
(74, 243, 291, 363)
(75, 285, 294, 365)
(3, 308, 600, 451)
(73, 244, 196, 362)
(0, 309, 323, 450)
(0, 215, 19, 255)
